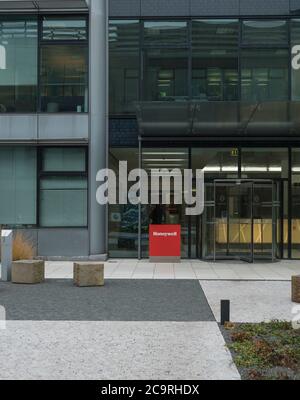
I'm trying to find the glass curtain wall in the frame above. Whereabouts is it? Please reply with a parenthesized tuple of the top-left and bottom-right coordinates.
(40, 16, 88, 112)
(291, 20, 300, 100)
(0, 16, 37, 112)
(192, 20, 239, 101)
(109, 18, 293, 114)
(143, 21, 189, 101)
(241, 20, 289, 101)
(109, 20, 140, 114)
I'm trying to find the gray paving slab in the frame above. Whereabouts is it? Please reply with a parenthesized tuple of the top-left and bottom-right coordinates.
(0, 279, 215, 322)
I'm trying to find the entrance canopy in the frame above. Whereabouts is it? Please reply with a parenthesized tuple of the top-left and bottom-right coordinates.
(136, 101, 300, 138)
(0, 0, 88, 11)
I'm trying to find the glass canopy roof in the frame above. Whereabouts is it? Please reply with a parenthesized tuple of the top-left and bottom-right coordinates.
(136, 101, 300, 137)
(0, 0, 88, 10)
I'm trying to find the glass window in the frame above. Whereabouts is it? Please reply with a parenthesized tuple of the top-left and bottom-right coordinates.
(241, 148, 289, 179)
(109, 20, 139, 114)
(143, 21, 188, 46)
(192, 148, 239, 180)
(42, 148, 86, 172)
(0, 16, 37, 112)
(39, 147, 87, 227)
(192, 20, 239, 101)
(42, 16, 87, 41)
(292, 149, 300, 258)
(291, 20, 300, 100)
(241, 49, 289, 101)
(40, 45, 88, 112)
(40, 177, 87, 227)
(109, 148, 139, 257)
(143, 48, 188, 101)
(0, 147, 36, 225)
(242, 20, 288, 45)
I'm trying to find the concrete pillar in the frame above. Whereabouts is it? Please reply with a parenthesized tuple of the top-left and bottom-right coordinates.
(88, 0, 108, 256)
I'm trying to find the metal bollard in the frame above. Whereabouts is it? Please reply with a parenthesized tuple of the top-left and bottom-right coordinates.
(220, 299, 230, 325)
(1, 230, 13, 281)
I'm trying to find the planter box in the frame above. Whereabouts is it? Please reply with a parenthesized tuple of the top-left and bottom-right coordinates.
(12, 260, 45, 284)
(292, 275, 300, 303)
(73, 262, 104, 287)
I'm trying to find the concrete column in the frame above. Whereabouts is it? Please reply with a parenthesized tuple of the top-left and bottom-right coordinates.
(88, 0, 108, 256)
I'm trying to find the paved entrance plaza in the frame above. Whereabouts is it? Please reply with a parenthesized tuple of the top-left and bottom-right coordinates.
(0, 259, 299, 380)
(44, 259, 300, 281)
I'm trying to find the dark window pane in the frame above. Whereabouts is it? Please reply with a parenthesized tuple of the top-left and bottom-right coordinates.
(241, 148, 289, 179)
(109, 19, 139, 50)
(242, 20, 288, 45)
(241, 49, 289, 101)
(143, 49, 188, 101)
(291, 20, 300, 100)
(109, 148, 139, 257)
(40, 45, 88, 112)
(42, 16, 87, 40)
(0, 16, 37, 112)
(192, 20, 239, 101)
(109, 20, 139, 114)
(0, 146, 36, 225)
(42, 148, 86, 172)
(40, 176, 87, 227)
(144, 21, 187, 46)
(192, 148, 238, 180)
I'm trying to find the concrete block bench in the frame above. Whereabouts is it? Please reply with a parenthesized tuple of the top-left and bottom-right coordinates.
(292, 275, 300, 303)
(73, 262, 104, 287)
(12, 260, 45, 284)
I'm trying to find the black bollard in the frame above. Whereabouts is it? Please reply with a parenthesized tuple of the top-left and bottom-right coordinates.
(220, 299, 230, 325)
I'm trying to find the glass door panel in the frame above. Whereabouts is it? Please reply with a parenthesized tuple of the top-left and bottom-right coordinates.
(253, 183, 276, 261)
(214, 181, 253, 261)
(234, 182, 253, 262)
(205, 179, 277, 262)
(141, 147, 189, 258)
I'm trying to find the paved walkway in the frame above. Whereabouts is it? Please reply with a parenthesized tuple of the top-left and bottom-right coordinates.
(44, 259, 300, 280)
(201, 280, 298, 323)
(0, 321, 239, 380)
(0, 278, 240, 380)
(0, 259, 298, 380)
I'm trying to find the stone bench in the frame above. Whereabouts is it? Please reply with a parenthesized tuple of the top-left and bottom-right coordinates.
(12, 260, 45, 284)
(73, 262, 104, 287)
(292, 275, 300, 303)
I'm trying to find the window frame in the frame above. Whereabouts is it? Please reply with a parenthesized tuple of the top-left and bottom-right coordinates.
(108, 16, 296, 116)
(37, 146, 89, 228)
(109, 19, 141, 116)
(0, 14, 39, 113)
(38, 14, 89, 114)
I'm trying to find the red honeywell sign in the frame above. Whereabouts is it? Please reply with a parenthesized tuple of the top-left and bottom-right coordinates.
(149, 225, 181, 257)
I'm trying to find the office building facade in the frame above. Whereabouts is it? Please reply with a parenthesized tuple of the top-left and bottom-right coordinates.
(2, 0, 300, 261)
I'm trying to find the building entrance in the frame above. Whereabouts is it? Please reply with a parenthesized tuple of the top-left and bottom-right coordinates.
(201, 179, 279, 262)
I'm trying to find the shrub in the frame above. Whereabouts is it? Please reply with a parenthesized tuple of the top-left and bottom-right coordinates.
(12, 232, 35, 261)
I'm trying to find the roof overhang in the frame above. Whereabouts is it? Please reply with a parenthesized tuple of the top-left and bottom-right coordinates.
(136, 101, 300, 138)
(0, 0, 88, 12)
